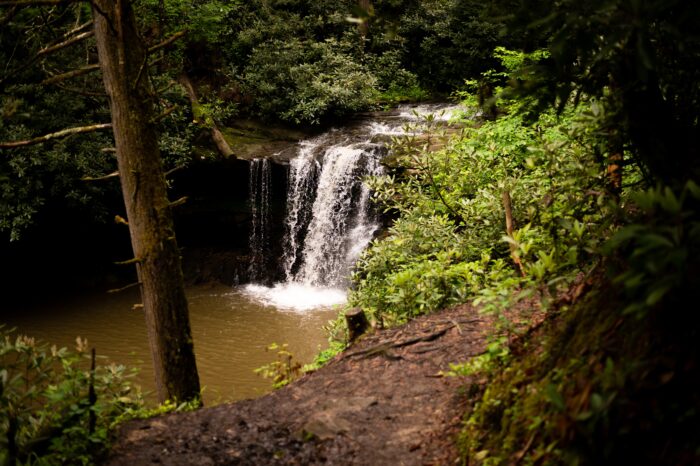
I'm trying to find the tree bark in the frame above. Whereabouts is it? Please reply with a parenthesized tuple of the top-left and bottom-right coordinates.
(178, 73, 235, 158)
(92, 0, 200, 403)
(345, 308, 369, 343)
(358, 0, 371, 37)
(502, 190, 525, 277)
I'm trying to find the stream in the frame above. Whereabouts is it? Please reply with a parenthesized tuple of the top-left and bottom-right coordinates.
(1, 103, 464, 405)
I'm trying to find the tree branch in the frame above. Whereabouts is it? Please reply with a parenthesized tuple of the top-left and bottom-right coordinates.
(41, 63, 100, 85)
(61, 19, 92, 38)
(502, 190, 526, 277)
(36, 30, 93, 59)
(148, 30, 187, 54)
(179, 73, 236, 158)
(81, 170, 118, 181)
(55, 83, 106, 97)
(0, 26, 94, 89)
(168, 196, 187, 208)
(164, 165, 184, 177)
(107, 281, 142, 293)
(0, 123, 111, 149)
(150, 104, 178, 123)
(0, 5, 18, 28)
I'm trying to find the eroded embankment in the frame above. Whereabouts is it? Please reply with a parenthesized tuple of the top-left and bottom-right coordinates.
(106, 305, 489, 465)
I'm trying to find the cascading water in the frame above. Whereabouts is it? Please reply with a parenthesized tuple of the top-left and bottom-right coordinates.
(290, 143, 383, 286)
(244, 103, 463, 311)
(247, 158, 271, 282)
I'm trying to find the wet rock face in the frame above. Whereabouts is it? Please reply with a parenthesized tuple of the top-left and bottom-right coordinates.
(171, 157, 289, 285)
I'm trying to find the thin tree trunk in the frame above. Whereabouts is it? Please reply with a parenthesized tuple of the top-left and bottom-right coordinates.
(358, 0, 371, 37)
(502, 190, 525, 277)
(178, 73, 235, 158)
(92, 0, 200, 403)
(607, 150, 623, 198)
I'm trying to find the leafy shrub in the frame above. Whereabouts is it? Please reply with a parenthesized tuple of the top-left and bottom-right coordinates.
(605, 181, 700, 316)
(238, 38, 377, 124)
(350, 81, 615, 325)
(254, 343, 302, 389)
(0, 328, 143, 465)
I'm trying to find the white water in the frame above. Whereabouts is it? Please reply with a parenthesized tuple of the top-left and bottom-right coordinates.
(244, 104, 464, 311)
(247, 158, 271, 281)
(242, 283, 346, 312)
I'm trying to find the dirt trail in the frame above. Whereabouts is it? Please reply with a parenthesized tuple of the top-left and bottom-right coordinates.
(106, 305, 488, 465)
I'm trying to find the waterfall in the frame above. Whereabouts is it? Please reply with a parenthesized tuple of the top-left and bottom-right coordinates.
(280, 141, 320, 281)
(247, 158, 271, 282)
(244, 134, 384, 310)
(290, 142, 383, 286)
(243, 103, 463, 311)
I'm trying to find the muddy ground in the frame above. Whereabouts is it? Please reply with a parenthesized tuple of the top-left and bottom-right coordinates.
(106, 305, 491, 465)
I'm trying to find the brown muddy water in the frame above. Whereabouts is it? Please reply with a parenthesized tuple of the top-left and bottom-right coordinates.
(1, 283, 338, 405)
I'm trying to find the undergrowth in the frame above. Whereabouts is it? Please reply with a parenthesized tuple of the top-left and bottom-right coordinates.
(333, 47, 699, 463)
(0, 328, 201, 465)
(0, 328, 142, 465)
(348, 48, 623, 332)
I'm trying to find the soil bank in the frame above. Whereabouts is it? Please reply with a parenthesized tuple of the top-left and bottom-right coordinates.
(106, 305, 489, 465)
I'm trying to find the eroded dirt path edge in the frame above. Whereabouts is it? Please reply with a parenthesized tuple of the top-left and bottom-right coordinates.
(106, 305, 487, 466)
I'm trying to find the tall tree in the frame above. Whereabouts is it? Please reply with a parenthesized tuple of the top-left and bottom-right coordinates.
(1, 0, 201, 403)
(91, 0, 200, 403)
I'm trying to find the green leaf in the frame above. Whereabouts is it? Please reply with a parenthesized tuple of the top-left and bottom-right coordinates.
(645, 285, 671, 306)
(545, 384, 565, 412)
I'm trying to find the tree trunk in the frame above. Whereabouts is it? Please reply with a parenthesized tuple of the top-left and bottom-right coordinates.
(345, 308, 369, 343)
(178, 73, 235, 158)
(502, 190, 525, 277)
(92, 0, 201, 403)
(358, 0, 371, 37)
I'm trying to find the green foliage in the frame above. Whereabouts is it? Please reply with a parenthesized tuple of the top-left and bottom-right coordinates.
(350, 55, 616, 326)
(445, 336, 510, 378)
(114, 397, 201, 424)
(488, 0, 700, 183)
(135, 0, 237, 44)
(254, 343, 302, 389)
(382, 0, 506, 91)
(605, 181, 700, 317)
(0, 328, 143, 465)
(222, 0, 378, 124)
(302, 341, 345, 373)
(459, 259, 700, 465)
(241, 38, 378, 125)
(0, 4, 118, 240)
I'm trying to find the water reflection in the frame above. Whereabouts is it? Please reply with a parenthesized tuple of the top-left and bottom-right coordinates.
(1, 283, 337, 404)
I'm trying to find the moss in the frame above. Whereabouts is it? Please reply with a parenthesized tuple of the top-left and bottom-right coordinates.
(458, 280, 700, 465)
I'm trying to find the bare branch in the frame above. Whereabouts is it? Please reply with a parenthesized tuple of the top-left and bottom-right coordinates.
(61, 19, 92, 38)
(55, 82, 106, 97)
(164, 165, 184, 177)
(81, 170, 118, 181)
(0, 26, 93, 88)
(148, 30, 187, 54)
(37, 30, 93, 59)
(0, 123, 111, 149)
(107, 281, 142, 293)
(0, 5, 19, 28)
(502, 190, 526, 277)
(41, 63, 99, 85)
(168, 196, 187, 208)
(150, 104, 178, 123)
(114, 257, 142, 266)
(179, 73, 236, 158)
